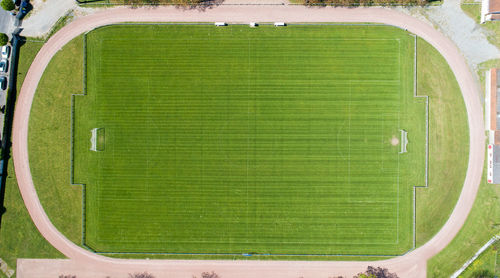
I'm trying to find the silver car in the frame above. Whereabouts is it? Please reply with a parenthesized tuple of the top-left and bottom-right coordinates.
(1, 45, 10, 59)
(0, 59, 8, 73)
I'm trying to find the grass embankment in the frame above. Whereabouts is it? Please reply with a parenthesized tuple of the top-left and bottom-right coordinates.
(24, 25, 466, 261)
(0, 40, 63, 277)
(459, 241, 499, 277)
(427, 168, 500, 277)
(415, 38, 469, 246)
(28, 36, 84, 248)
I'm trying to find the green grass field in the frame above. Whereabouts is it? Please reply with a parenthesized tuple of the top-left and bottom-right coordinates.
(73, 24, 426, 255)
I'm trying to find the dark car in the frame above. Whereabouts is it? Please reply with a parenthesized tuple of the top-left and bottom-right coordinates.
(0, 76, 7, 90)
(0, 59, 8, 73)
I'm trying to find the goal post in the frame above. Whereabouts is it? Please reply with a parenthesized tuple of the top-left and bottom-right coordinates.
(400, 129, 408, 154)
(90, 128, 105, 152)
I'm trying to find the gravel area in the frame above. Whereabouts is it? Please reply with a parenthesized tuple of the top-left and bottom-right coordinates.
(0, 9, 14, 36)
(397, 0, 500, 69)
(20, 0, 78, 37)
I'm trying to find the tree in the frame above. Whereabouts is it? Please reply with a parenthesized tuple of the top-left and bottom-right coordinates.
(353, 266, 399, 278)
(192, 271, 220, 278)
(128, 272, 155, 278)
(0, 33, 7, 46)
(0, 0, 15, 11)
(302, 0, 426, 5)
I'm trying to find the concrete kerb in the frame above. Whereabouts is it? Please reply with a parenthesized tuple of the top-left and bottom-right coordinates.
(11, 6, 485, 278)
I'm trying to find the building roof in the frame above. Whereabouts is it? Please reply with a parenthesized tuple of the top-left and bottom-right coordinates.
(490, 69, 497, 130)
(490, 0, 500, 13)
(492, 145, 500, 183)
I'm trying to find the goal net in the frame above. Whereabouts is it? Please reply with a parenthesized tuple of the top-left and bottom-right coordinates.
(90, 128, 105, 152)
(400, 129, 408, 154)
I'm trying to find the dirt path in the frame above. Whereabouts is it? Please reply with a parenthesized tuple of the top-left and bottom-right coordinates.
(12, 5, 484, 278)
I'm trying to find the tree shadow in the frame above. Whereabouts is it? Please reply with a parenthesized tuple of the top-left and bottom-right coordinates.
(0, 31, 24, 230)
(74, 0, 107, 4)
(124, 0, 224, 10)
(300, 0, 427, 8)
(173, 0, 225, 11)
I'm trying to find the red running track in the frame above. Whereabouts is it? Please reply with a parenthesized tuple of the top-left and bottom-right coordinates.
(12, 5, 484, 278)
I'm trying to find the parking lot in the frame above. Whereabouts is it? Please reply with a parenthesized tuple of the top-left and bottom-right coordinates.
(0, 44, 11, 141)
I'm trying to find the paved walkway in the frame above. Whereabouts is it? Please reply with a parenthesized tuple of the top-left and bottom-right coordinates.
(12, 5, 484, 278)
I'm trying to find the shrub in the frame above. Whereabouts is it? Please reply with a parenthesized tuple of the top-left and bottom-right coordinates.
(128, 272, 155, 278)
(471, 269, 495, 278)
(353, 266, 398, 278)
(0, 0, 14, 11)
(302, 0, 427, 5)
(192, 271, 220, 278)
(0, 33, 7, 46)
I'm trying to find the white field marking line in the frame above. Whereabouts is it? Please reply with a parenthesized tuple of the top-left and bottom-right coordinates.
(246, 39, 250, 242)
(396, 38, 401, 244)
(381, 106, 385, 172)
(104, 38, 400, 42)
(411, 34, 430, 248)
(70, 93, 88, 246)
(413, 34, 417, 249)
(92, 236, 402, 245)
(348, 80, 351, 203)
(147, 67, 151, 198)
(96, 39, 107, 244)
(411, 35, 429, 188)
(86, 35, 406, 250)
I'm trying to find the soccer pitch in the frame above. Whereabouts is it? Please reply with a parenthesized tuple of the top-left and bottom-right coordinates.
(73, 24, 427, 255)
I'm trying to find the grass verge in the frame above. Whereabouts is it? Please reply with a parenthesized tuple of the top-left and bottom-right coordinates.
(459, 240, 499, 277)
(0, 40, 64, 277)
(415, 38, 469, 246)
(427, 160, 500, 277)
(28, 35, 84, 248)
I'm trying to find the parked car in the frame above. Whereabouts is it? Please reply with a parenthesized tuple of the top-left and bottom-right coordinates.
(1, 45, 10, 59)
(0, 60, 8, 73)
(0, 76, 7, 90)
